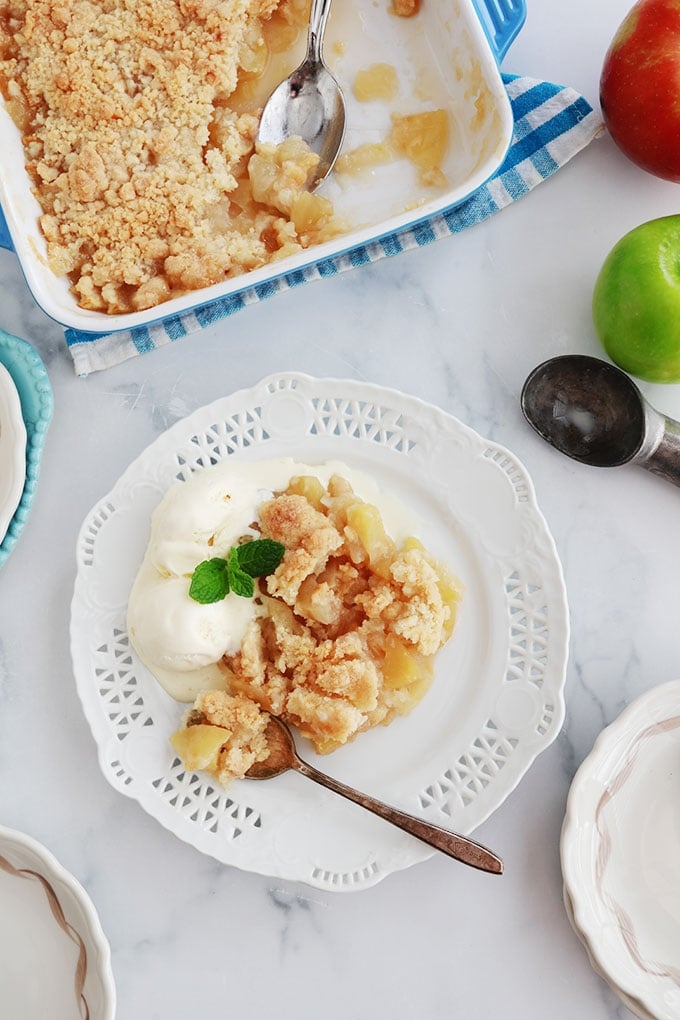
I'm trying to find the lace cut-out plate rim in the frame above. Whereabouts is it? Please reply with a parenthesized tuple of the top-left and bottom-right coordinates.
(0, 823, 116, 1020)
(71, 372, 569, 891)
(561, 680, 680, 1020)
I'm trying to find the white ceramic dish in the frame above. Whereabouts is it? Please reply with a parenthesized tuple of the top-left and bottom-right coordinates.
(0, 360, 27, 543)
(562, 885, 657, 1020)
(561, 680, 680, 1020)
(0, 0, 522, 333)
(71, 372, 569, 891)
(0, 824, 116, 1019)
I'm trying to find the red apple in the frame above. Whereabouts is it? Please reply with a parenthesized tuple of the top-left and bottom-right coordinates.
(600, 0, 680, 182)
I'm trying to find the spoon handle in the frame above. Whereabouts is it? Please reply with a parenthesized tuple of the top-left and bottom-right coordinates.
(307, 0, 333, 63)
(293, 758, 503, 874)
(644, 416, 680, 487)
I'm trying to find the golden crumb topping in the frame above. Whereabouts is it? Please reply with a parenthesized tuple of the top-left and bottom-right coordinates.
(358, 547, 450, 656)
(259, 493, 344, 603)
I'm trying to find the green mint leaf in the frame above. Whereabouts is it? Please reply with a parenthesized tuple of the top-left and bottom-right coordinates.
(235, 538, 285, 577)
(188, 539, 285, 603)
(188, 558, 229, 604)
(227, 546, 255, 598)
(229, 567, 255, 598)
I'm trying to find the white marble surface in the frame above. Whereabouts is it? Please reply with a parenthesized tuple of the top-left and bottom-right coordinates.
(1, 0, 680, 1017)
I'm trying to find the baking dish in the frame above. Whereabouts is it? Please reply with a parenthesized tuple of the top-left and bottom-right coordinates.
(0, 0, 525, 334)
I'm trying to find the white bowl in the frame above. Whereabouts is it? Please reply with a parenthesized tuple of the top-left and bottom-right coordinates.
(562, 884, 657, 1020)
(561, 680, 680, 1020)
(0, 824, 116, 1020)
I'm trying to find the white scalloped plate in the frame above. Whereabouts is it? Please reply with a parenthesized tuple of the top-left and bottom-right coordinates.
(562, 885, 657, 1020)
(71, 373, 569, 891)
(0, 824, 116, 1019)
(0, 360, 26, 543)
(561, 681, 680, 1020)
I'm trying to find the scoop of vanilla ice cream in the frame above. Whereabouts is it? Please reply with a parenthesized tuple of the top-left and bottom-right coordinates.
(146, 464, 269, 577)
(127, 460, 310, 701)
(127, 566, 256, 670)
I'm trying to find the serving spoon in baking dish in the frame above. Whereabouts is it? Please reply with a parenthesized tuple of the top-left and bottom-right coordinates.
(245, 716, 504, 874)
(521, 354, 680, 486)
(256, 0, 346, 189)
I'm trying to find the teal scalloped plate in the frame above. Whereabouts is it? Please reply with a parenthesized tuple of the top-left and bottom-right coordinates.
(0, 329, 53, 567)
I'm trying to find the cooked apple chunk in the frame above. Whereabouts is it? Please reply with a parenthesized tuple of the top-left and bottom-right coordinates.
(170, 724, 232, 772)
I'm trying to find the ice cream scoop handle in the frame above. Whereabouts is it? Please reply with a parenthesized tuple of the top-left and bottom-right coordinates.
(643, 417, 680, 487)
(294, 757, 503, 874)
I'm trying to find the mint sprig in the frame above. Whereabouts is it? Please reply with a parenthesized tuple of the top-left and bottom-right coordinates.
(189, 538, 285, 604)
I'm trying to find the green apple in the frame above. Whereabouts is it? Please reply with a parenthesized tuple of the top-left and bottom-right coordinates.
(592, 215, 680, 383)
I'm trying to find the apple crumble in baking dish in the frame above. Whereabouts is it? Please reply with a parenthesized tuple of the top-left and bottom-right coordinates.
(0, 0, 459, 318)
(0, 0, 343, 315)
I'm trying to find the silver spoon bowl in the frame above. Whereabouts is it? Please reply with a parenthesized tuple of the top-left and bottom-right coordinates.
(521, 354, 680, 486)
(246, 716, 504, 874)
(256, 0, 346, 189)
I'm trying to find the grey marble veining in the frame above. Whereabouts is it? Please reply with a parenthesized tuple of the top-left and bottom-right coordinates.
(2, 1, 680, 1017)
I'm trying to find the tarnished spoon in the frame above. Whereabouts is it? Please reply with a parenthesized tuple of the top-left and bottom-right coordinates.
(246, 716, 504, 874)
(521, 354, 680, 486)
(256, 0, 346, 189)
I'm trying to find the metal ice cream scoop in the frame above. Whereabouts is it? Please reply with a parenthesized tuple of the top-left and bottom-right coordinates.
(521, 354, 680, 487)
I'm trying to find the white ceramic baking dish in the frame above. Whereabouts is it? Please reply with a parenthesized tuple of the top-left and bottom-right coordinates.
(0, 0, 525, 334)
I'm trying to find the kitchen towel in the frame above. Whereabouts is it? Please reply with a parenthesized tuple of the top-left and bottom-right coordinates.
(65, 73, 603, 375)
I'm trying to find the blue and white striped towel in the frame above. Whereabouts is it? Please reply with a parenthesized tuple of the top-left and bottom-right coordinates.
(66, 74, 602, 375)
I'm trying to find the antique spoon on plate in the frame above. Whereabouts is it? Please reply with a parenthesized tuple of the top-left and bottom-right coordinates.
(521, 354, 680, 487)
(246, 716, 504, 874)
(256, 0, 346, 189)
